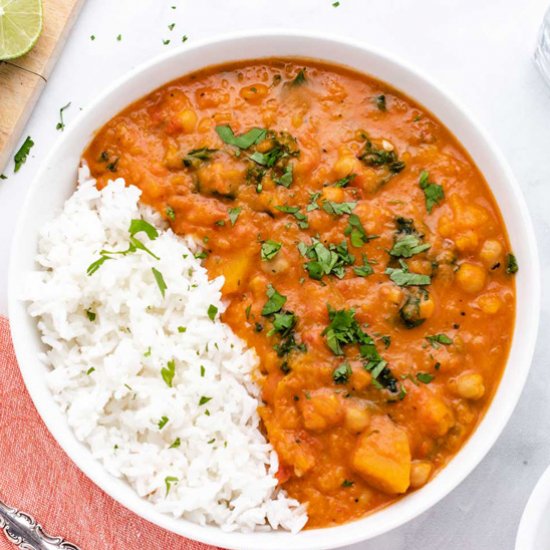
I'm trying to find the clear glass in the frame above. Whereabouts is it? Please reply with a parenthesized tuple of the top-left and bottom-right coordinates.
(535, 6, 550, 87)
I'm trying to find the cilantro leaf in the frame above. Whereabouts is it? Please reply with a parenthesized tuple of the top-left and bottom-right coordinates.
(332, 362, 352, 384)
(152, 267, 167, 297)
(425, 334, 453, 349)
(290, 68, 307, 86)
(215, 125, 267, 149)
(344, 214, 377, 247)
(261, 285, 287, 315)
(390, 234, 431, 258)
(14, 136, 34, 172)
(386, 261, 430, 286)
(273, 163, 293, 188)
(129, 219, 159, 240)
(322, 200, 356, 216)
(183, 147, 217, 167)
(358, 139, 405, 174)
(199, 396, 212, 406)
(353, 254, 374, 277)
(419, 170, 444, 213)
(158, 416, 169, 429)
(416, 372, 434, 384)
(169, 437, 181, 449)
(56, 102, 71, 131)
(261, 240, 282, 261)
(164, 476, 178, 496)
(207, 304, 218, 321)
(375, 94, 386, 111)
(506, 253, 518, 274)
(228, 207, 242, 226)
(275, 204, 308, 228)
(161, 360, 176, 387)
(333, 173, 356, 187)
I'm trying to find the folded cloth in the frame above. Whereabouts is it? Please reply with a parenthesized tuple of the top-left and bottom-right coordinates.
(0, 317, 219, 550)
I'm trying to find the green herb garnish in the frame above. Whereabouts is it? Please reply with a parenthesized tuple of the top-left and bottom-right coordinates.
(215, 126, 267, 149)
(85, 309, 96, 321)
(161, 360, 176, 387)
(199, 396, 212, 406)
(426, 334, 453, 349)
(151, 267, 167, 297)
(261, 240, 282, 261)
(183, 147, 217, 167)
(375, 94, 386, 111)
(332, 362, 352, 384)
(166, 206, 176, 221)
(207, 304, 218, 321)
(56, 102, 71, 131)
(169, 437, 181, 448)
(14, 136, 34, 172)
(506, 253, 518, 274)
(228, 207, 242, 226)
(164, 476, 178, 496)
(261, 285, 286, 315)
(322, 200, 356, 216)
(390, 234, 431, 258)
(353, 254, 375, 277)
(158, 416, 169, 429)
(419, 170, 444, 213)
(386, 260, 430, 286)
(416, 372, 434, 384)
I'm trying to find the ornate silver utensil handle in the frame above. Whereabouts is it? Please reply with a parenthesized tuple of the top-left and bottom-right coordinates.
(0, 498, 81, 550)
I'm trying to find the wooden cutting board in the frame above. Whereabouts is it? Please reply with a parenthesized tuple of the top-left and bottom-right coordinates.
(0, 0, 85, 173)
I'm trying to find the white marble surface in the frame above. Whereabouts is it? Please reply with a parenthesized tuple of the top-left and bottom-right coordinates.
(1, 1, 550, 548)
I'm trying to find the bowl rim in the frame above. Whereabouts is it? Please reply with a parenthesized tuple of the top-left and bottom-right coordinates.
(8, 28, 541, 550)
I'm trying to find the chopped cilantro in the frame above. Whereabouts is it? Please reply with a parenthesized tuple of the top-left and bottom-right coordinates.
(228, 207, 242, 226)
(215, 125, 267, 149)
(199, 396, 212, 406)
(183, 147, 217, 167)
(261, 285, 287, 315)
(207, 304, 218, 321)
(506, 253, 518, 274)
(358, 139, 405, 174)
(169, 437, 181, 449)
(56, 102, 71, 131)
(162, 39, 170, 45)
(261, 240, 282, 261)
(86, 367, 95, 375)
(332, 362, 352, 384)
(353, 254, 375, 277)
(290, 68, 307, 86)
(158, 416, 169, 429)
(419, 170, 444, 213)
(341, 479, 354, 487)
(322, 200, 356, 216)
(333, 173, 356, 187)
(426, 334, 453, 349)
(301, 239, 354, 280)
(165, 206, 176, 221)
(307, 191, 321, 211)
(182, 35, 188, 42)
(390, 234, 431, 258)
(161, 360, 176, 387)
(151, 267, 167, 297)
(344, 214, 377, 247)
(194, 251, 208, 260)
(275, 204, 308, 229)
(85, 309, 96, 321)
(14, 136, 34, 172)
(177, 326, 186, 333)
(273, 163, 293, 188)
(168, 23, 175, 30)
(386, 260, 431, 286)
(375, 94, 386, 111)
(416, 372, 434, 384)
(116, 34, 122, 41)
(164, 476, 178, 496)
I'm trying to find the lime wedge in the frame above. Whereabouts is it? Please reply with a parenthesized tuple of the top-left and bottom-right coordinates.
(0, 0, 43, 60)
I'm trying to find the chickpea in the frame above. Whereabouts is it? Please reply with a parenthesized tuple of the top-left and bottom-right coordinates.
(410, 460, 433, 489)
(350, 366, 372, 391)
(479, 239, 503, 268)
(450, 373, 485, 400)
(477, 293, 502, 314)
(456, 263, 487, 294)
(239, 83, 269, 103)
(418, 295, 435, 319)
(197, 117, 213, 133)
(455, 230, 479, 253)
(344, 402, 370, 433)
(408, 259, 432, 276)
(261, 253, 290, 275)
(438, 215, 453, 238)
(177, 109, 197, 133)
(332, 156, 357, 178)
(321, 186, 345, 203)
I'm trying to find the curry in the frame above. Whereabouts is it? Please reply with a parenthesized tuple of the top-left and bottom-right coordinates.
(84, 59, 516, 528)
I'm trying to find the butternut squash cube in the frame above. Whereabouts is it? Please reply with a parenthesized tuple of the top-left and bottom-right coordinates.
(351, 416, 411, 494)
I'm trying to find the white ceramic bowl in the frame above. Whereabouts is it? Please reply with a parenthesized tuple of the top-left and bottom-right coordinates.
(516, 464, 550, 550)
(8, 31, 540, 550)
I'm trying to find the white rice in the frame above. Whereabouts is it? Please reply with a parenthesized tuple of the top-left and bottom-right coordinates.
(23, 165, 307, 533)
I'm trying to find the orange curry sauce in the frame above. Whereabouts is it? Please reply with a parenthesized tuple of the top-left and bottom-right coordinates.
(84, 59, 516, 528)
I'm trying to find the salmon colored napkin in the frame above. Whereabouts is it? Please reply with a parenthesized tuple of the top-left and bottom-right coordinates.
(0, 316, 220, 550)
